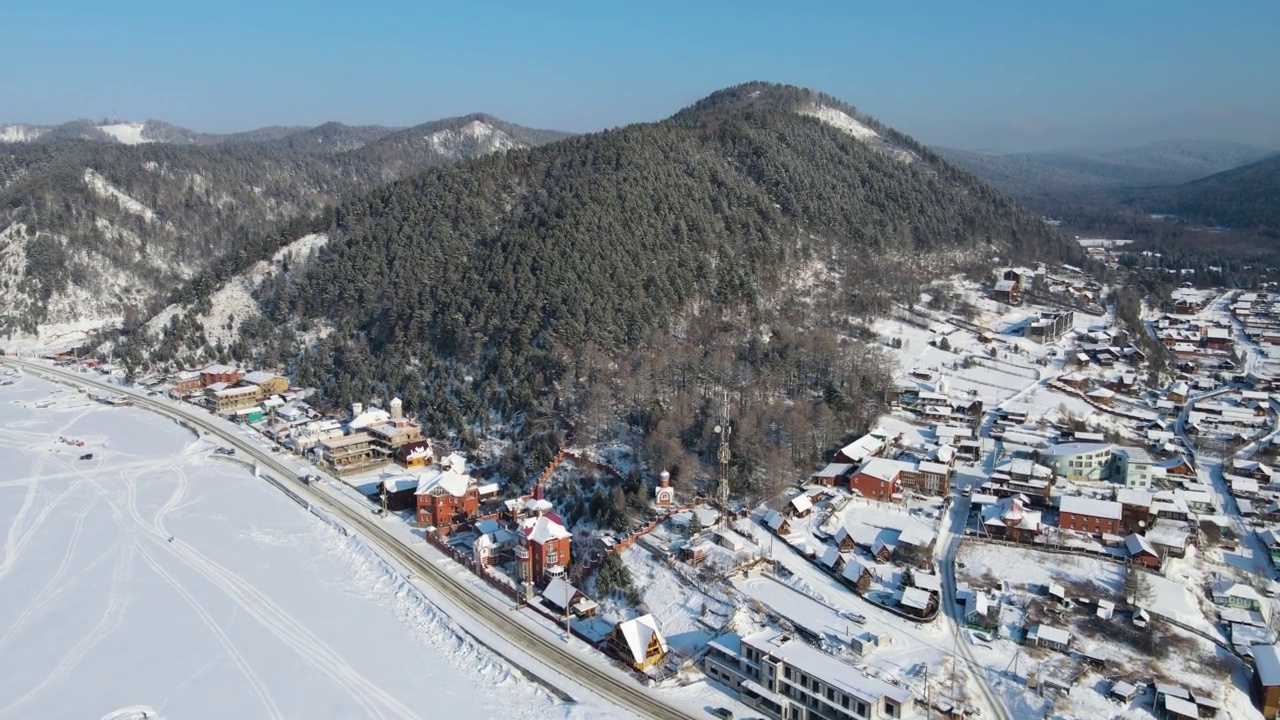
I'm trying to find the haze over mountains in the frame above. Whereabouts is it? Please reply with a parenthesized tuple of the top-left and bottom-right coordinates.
(934, 140, 1276, 201)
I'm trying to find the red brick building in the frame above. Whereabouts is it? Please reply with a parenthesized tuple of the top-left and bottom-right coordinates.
(1058, 496, 1123, 536)
(414, 460, 480, 529)
(517, 502, 571, 587)
(199, 363, 243, 387)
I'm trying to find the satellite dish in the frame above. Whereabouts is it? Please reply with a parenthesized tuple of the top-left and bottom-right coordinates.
(714, 424, 722, 434)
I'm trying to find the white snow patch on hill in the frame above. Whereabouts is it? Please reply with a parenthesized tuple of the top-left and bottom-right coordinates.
(83, 168, 162, 225)
(0, 124, 47, 143)
(798, 104, 880, 141)
(149, 232, 330, 349)
(427, 121, 518, 159)
(97, 122, 151, 145)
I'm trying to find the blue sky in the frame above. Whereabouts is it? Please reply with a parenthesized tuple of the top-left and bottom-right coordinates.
(4, 0, 1278, 151)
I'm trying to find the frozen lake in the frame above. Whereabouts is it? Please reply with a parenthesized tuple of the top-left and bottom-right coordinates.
(0, 374, 587, 720)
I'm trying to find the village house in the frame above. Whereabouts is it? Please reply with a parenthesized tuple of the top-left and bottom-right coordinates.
(834, 431, 889, 466)
(1213, 580, 1263, 611)
(318, 432, 382, 476)
(540, 576, 598, 619)
(980, 497, 1042, 543)
(850, 458, 911, 501)
(1125, 533, 1161, 569)
(395, 439, 433, 468)
(1116, 488, 1154, 533)
(1028, 624, 1071, 652)
(1058, 496, 1123, 536)
(811, 462, 855, 487)
(989, 458, 1053, 502)
(206, 383, 264, 414)
(516, 500, 572, 587)
(1253, 642, 1280, 719)
(241, 370, 289, 395)
(414, 454, 495, 529)
(364, 398, 425, 464)
(763, 509, 791, 536)
(168, 370, 203, 396)
(703, 630, 917, 720)
(607, 614, 668, 672)
(199, 363, 243, 387)
(841, 558, 873, 593)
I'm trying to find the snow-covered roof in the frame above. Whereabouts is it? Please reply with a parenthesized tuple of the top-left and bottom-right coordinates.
(1253, 644, 1280, 686)
(856, 457, 915, 483)
(522, 514, 571, 544)
(243, 370, 281, 385)
(1041, 442, 1113, 457)
(613, 614, 666, 664)
(788, 494, 813, 515)
(740, 630, 909, 703)
(1116, 488, 1155, 507)
(542, 576, 581, 609)
(764, 509, 789, 531)
(841, 558, 870, 582)
(415, 465, 472, 497)
(813, 462, 854, 478)
(1059, 495, 1122, 520)
(1034, 624, 1070, 646)
(997, 458, 1052, 479)
(900, 587, 932, 610)
(201, 363, 237, 374)
(1163, 695, 1199, 717)
(1125, 533, 1157, 557)
(349, 408, 392, 430)
(1116, 446, 1153, 464)
(1213, 580, 1262, 602)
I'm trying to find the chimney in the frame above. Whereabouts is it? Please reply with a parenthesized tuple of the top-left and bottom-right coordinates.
(352, 402, 363, 417)
(390, 397, 403, 419)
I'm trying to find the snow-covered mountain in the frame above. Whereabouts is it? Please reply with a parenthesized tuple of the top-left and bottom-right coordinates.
(0, 114, 571, 349)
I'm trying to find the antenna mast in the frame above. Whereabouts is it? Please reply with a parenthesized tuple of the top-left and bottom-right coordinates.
(714, 390, 731, 513)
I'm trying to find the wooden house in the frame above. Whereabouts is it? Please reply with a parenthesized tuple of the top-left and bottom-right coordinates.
(607, 614, 668, 672)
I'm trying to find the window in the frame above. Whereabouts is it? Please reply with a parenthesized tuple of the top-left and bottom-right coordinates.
(545, 551, 557, 564)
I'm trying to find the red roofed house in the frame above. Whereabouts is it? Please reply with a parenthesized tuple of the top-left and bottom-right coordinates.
(517, 500, 572, 587)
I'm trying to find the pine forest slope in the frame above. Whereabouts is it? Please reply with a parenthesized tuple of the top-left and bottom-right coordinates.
(169, 82, 1078, 491)
(1134, 153, 1280, 233)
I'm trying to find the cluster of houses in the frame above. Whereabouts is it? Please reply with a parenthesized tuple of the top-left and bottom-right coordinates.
(1154, 312, 1236, 358)
(993, 266, 1104, 314)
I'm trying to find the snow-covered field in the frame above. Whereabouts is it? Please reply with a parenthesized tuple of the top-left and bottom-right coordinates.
(0, 375, 587, 720)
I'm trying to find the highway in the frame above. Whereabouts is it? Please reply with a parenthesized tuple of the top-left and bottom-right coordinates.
(3, 357, 693, 720)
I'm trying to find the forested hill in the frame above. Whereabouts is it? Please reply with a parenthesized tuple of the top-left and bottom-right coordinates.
(0, 114, 568, 339)
(1137, 153, 1280, 233)
(202, 82, 1075, 490)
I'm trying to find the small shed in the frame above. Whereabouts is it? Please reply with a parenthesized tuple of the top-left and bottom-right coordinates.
(1109, 680, 1138, 703)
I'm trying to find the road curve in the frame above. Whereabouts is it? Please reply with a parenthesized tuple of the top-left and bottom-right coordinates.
(3, 358, 692, 720)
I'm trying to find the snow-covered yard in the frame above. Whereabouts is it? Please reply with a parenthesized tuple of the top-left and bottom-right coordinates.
(0, 375, 602, 720)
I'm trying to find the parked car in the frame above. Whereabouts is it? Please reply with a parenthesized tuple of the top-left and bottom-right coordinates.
(710, 709, 734, 720)
(79, 453, 93, 460)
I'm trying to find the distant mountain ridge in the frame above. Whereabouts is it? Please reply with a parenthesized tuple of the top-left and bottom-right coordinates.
(0, 113, 572, 342)
(934, 140, 1275, 201)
